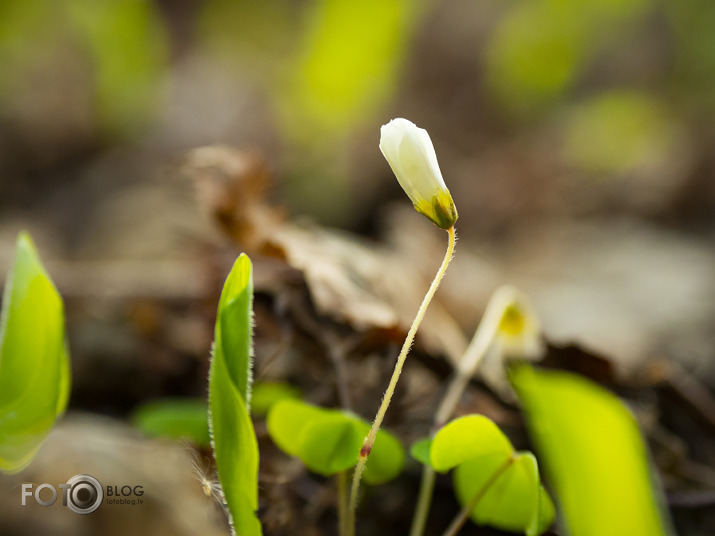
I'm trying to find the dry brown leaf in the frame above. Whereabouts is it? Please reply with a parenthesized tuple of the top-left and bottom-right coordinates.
(183, 145, 467, 365)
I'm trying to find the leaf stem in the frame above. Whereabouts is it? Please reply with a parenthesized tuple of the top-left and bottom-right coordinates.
(441, 457, 514, 536)
(409, 286, 510, 536)
(346, 226, 457, 536)
(409, 465, 437, 536)
(435, 296, 505, 428)
(338, 471, 348, 536)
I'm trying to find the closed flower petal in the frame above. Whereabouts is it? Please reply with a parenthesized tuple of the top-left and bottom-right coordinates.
(380, 118, 458, 229)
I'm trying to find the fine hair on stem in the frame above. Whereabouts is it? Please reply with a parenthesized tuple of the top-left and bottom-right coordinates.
(346, 226, 457, 536)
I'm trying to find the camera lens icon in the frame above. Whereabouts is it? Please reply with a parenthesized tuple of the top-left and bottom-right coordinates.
(65, 474, 103, 514)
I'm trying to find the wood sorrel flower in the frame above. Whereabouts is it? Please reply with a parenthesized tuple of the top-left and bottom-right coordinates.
(492, 286, 542, 361)
(481, 286, 544, 400)
(380, 118, 458, 229)
(349, 120, 460, 535)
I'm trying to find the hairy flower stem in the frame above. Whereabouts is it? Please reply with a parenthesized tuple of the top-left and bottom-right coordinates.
(441, 457, 514, 536)
(346, 226, 457, 536)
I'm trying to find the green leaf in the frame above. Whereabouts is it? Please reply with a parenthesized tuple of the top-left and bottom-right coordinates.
(410, 437, 432, 466)
(132, 398, 210, 447)
(208, 254, 262, 536)
(216, 254, 254, 406)
(298, 414, 362, 475)
(511, 365, 674, 536)
(454, 451, 548, 534)
(426, 413, 554, 535)
(0, 232, 70, 473)
(250, 382, 301, 416)
(266, 399, 327, 457)
(430, 415, 513, 473)
(267, 399, 404, 484)
(529, 486, 556, 536)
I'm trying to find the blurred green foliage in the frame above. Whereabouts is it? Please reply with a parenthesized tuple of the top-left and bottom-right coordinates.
(250, 382, 301, 417)
(199, 0, 421, 223)
(1, 0, 714, 218)
(511, 365, 673, 536)
(198, 1, 298, 71)
(200, 0, 715, 220)
(0, 0, 167, 138)
(665, 0, 715, 112)
(563, 90, 679, 175)
(130, 382, 300, 447)
(486, 0, 650, 116)
(0, 233, 70, 473)
(132, 398, 210, 447)
(277, 0, 416, 137)
(65, 0, 168, 135)
(267, 398, 405, 485)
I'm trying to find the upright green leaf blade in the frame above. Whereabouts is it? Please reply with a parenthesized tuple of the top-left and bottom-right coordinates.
(209, 254, 262, 536)
(511, 365, 673, 536)
(216, 253, 254, 406)
(0, 232, 70, 473)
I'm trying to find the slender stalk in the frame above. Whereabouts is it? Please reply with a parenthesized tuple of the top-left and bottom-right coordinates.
(441, 457, 514, 536)
(338, 471, 348, 536)
(435, 290, 506, 427)
(409, 286, 512, 536)
(409, 464, 437, 536)
(346, 226, 457, 536)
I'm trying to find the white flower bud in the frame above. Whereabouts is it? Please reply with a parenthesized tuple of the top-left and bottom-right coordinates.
(379, 118, 458, 229)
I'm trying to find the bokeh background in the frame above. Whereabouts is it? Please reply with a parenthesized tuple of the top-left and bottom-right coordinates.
(1, 1, 714, 535)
